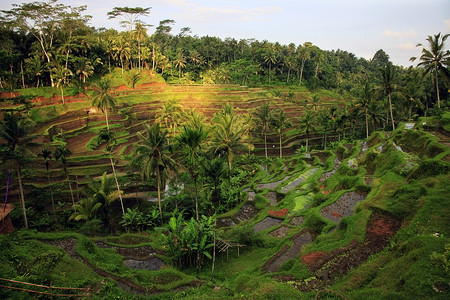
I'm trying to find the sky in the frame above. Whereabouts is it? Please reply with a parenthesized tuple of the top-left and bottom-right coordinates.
(1, 0, 450, 67)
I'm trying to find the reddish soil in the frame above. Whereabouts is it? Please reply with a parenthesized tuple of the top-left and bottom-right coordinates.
(269, 208, 289, 217)
(294, 212, 401, 291)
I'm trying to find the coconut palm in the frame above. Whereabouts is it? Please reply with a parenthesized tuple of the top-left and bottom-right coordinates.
(86, 171, 122, 229)
(0, 112, 37, 228)
(311, 94, 321, 111)
(410, 33, 450, 109)
(379, 63, 397, 130)
(38, 148, 55, 210)
(298, 110, 316, 153)
(132, 123, 178, 218)
(253, 103, 271, 158)
(69, 197, 102, 222)
(297, 43, 311, 86)
(52, 66, 73, 104)
(91, 78, 116, 130)
(211, 108, 253, 170)
(176, 125, 207, 221)
(156, 99, 182, 140)
(134, 21, 148, 71)
(269, 109, 292, 158)
(182, 109, 207, 132)
(25, 54, 44, 88)
(54, 145, 75, 205)
(357, 81, 372, 139)
(97, 129, 125, 215)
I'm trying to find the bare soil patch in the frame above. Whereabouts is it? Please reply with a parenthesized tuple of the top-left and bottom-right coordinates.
(320, 191, 367, 224)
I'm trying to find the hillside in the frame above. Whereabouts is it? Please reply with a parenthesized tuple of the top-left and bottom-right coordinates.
(0, 77, 449, 298)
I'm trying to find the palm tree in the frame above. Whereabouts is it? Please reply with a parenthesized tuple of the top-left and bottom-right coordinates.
(0, 112, 37, 228)
(175, 49, 187, 80)
(86, 171, 122, 229)
(211, 108, 253, 170)
(134, 21, 148, 71)
(264, 43, 277, 83)
(298, 110, 316, 153)
(38, 148, 55, 210)
(176, 125, 207, 222)
(182, 109, 207, 132)
(132, 123, 178, 218)
(269, 109, 292, 158)
(156, 99, 182, 141)
(410, 33, 450, 109)
(54, 145, 75, 205)
(254, 103, 271, 159)
(52, 66, 73, 104)
(25, 54, 44, 88)
(379, 63, 397, 130)
(97, 129, 125, 215)
(357, 81, 372, 139)
(297, 43, 311, 86)
(311, 94, 321, 111)
(69, 197, 102, 222)
(91, 78, 116, 130)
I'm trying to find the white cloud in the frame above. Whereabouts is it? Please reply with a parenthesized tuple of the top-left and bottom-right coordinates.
(395, 43, 416, 51)
(444, 19, 450, 30)
(384, 29, 417, 38)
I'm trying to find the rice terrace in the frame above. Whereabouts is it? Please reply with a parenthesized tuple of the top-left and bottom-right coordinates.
(0, 1, 449, 299)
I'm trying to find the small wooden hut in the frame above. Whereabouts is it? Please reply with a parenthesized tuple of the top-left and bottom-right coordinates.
(0, 204, 15, 234)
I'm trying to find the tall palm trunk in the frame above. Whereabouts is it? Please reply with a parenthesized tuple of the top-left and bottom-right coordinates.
(16, 165, 28, 228)
(46, 170, 55, 211)
(299, 59, 305, 85)
(388, 92, 395, 130)
(156, 172, 162, 222)
(435, 67, 441, 109)
(109, 153, 125, 214)
(67, 174, 75, 205)
(279, 134, 282, 158)
(365, 108, 369, 139)
(264, 134, 268, 159)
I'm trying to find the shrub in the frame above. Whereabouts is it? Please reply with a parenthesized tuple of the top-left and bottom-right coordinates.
(410, 159, 449, 180)
(304, 213, 327, 234)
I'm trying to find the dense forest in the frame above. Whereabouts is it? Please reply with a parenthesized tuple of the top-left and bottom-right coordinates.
(0, 1, 449, 299)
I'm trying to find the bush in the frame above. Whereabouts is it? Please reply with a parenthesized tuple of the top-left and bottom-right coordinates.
(79, 219, 105, 236)
(226, 223, 264, 247)
(410, 159, 449, 180)
(304, 213, 327, 234)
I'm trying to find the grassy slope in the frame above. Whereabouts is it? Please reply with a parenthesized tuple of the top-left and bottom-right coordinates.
(1, 74, 449, 299)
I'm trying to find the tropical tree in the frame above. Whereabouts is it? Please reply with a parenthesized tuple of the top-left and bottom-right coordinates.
(357, 81, 372, 139)
(410, 33, 450, 109)
(38, 148, 55, 210)
(253, 103, 271, 158)
(0, 112, 37, 228)
(91, 78, 116, 130)
(132, 123, 178, 218)
(52, 66, 72, 104)
(378, 63, 397, 130)
(69, 197, 101, 222)
(311, 94, 321, 111)
(210, 107, 253, 170)
(86, 171, 122, 229)
(175, 49, 187, 80)
(54, 145, 75, 205)
(176, 125, 207, 221)
(297, 42, 312, 86)
(269, 109, 292, 158)
(97, 129, 125, 215)
(156, 99, 182, 140)
(25, 54, 44, 88)
(134, 21, 148, 71)
(298, 110, 316, 153)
